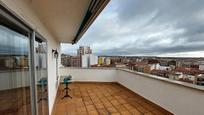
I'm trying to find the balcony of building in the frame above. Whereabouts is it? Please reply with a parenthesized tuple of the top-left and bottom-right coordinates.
(53, 82, 171, 115)
(53, 67, 204, 115)
(0, 0, 204, 115)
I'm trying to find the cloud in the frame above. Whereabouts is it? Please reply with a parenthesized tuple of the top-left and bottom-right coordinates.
(61, 0, 204, 57)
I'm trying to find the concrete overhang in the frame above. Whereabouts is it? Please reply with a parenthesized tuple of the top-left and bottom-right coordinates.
(32, 0, 110, 44)
(0, 0, 109, 44)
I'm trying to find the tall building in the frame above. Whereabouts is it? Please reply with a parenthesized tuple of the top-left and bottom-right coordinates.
(62, 46, 99, 68)
(77, 46, 93, 67)
(77, 46, 92, 56)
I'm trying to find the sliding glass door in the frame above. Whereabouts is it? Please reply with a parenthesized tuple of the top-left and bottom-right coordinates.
(0, 25, 31, 114)
(0, 6, 49, 115)
(35, 36, 48, 115)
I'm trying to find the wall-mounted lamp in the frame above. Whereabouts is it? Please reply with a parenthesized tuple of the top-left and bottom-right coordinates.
(52, 49, 59, 59)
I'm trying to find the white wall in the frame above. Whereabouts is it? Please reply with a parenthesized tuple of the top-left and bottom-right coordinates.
(117, 69, 204, 115)
(60, 68, 117, 82)
(82, 55, 88, 68)
(0, 1, 60, 114)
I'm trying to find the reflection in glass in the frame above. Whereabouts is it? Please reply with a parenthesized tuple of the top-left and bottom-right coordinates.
(0, 25, 31, 115)
(35, 38, 48, 115)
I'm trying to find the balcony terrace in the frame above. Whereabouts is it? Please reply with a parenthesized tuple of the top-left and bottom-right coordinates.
(52, 82, 171, 115)
(56, 67, 204, 115)
(1, 0, 204, 115)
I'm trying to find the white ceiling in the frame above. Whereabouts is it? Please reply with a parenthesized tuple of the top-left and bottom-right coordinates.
(31, 0, 92, 43)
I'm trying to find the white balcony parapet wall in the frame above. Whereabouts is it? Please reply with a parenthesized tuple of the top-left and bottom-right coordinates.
(117, 68, 204, 115)
(59, 67, 204, 115)
(60, 67, 117, 82)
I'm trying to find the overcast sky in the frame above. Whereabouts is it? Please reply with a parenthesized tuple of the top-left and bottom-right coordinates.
(61, 0, 204, 57)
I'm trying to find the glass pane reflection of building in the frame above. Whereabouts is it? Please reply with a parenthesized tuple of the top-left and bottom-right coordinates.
(35, 37, 48, 115)
(0, 25, 31, 115)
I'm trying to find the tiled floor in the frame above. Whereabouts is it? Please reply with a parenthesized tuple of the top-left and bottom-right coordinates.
(52, 83, 172, 115)
(0, 87, 32, 115)
(0, 86, 48, 115)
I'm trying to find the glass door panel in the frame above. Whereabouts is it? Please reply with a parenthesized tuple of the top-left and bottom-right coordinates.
(0, 25, 31, 115)
(35, 37, 48, 115)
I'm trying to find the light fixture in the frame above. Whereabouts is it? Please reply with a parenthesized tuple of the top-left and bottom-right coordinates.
(52, 49, 58, 58)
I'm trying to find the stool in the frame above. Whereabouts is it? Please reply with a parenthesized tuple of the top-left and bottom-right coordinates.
(62, 75, 72, 99)
(64, 76, 72, 91)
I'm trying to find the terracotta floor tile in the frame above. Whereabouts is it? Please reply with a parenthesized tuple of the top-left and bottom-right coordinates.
(144, 112, 154, 115)
(120, 95, 128, 99)
(67, 111, 77, 115)
(120, 111, 132, 115)
(123, 103, 135, 110)
(103, 102, 113, 108)
(137, 106, 149, 113)
(152, 109, 166, 115)
(76, 111, 88, 115)
(143, 104, 156, 111)
(85, 105, 96, 111)
(106, 106, 118, 113)
(75, 103, 84, 107)
(84, 101, 93, 106)
(95, 103, 105, 109)
(92, 99, 101, 104)
(100, 98, 108, 103)
(54, 109, 66, 115)
(76, 106, 87, 112)
(111, 112, 121, 115)
(83, 97, 91, 101)
(117, 99, 127, 104)
(97, 108, 109, 115)
(53, 83, 172, 115)
(88, 110, 99, 115)
(104, 93, 111, 97)
(107, 96, 115, 101)
(110, 100, 120, 106)
(130, 102, 141, 108)
(129, 108, 142, 115)
(115, 105, 127, 112)
(114, 96, 122, 99)
(67, 106, 76, 113)
(82, 93, 89, 97)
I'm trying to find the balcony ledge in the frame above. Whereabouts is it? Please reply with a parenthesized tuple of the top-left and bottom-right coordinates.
(60, 67, 116, 70)
(117, 68, 204, 92)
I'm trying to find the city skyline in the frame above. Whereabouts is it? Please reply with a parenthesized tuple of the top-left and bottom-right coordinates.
(61, 45, 204, 58)
(61, 0, 204, 57)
